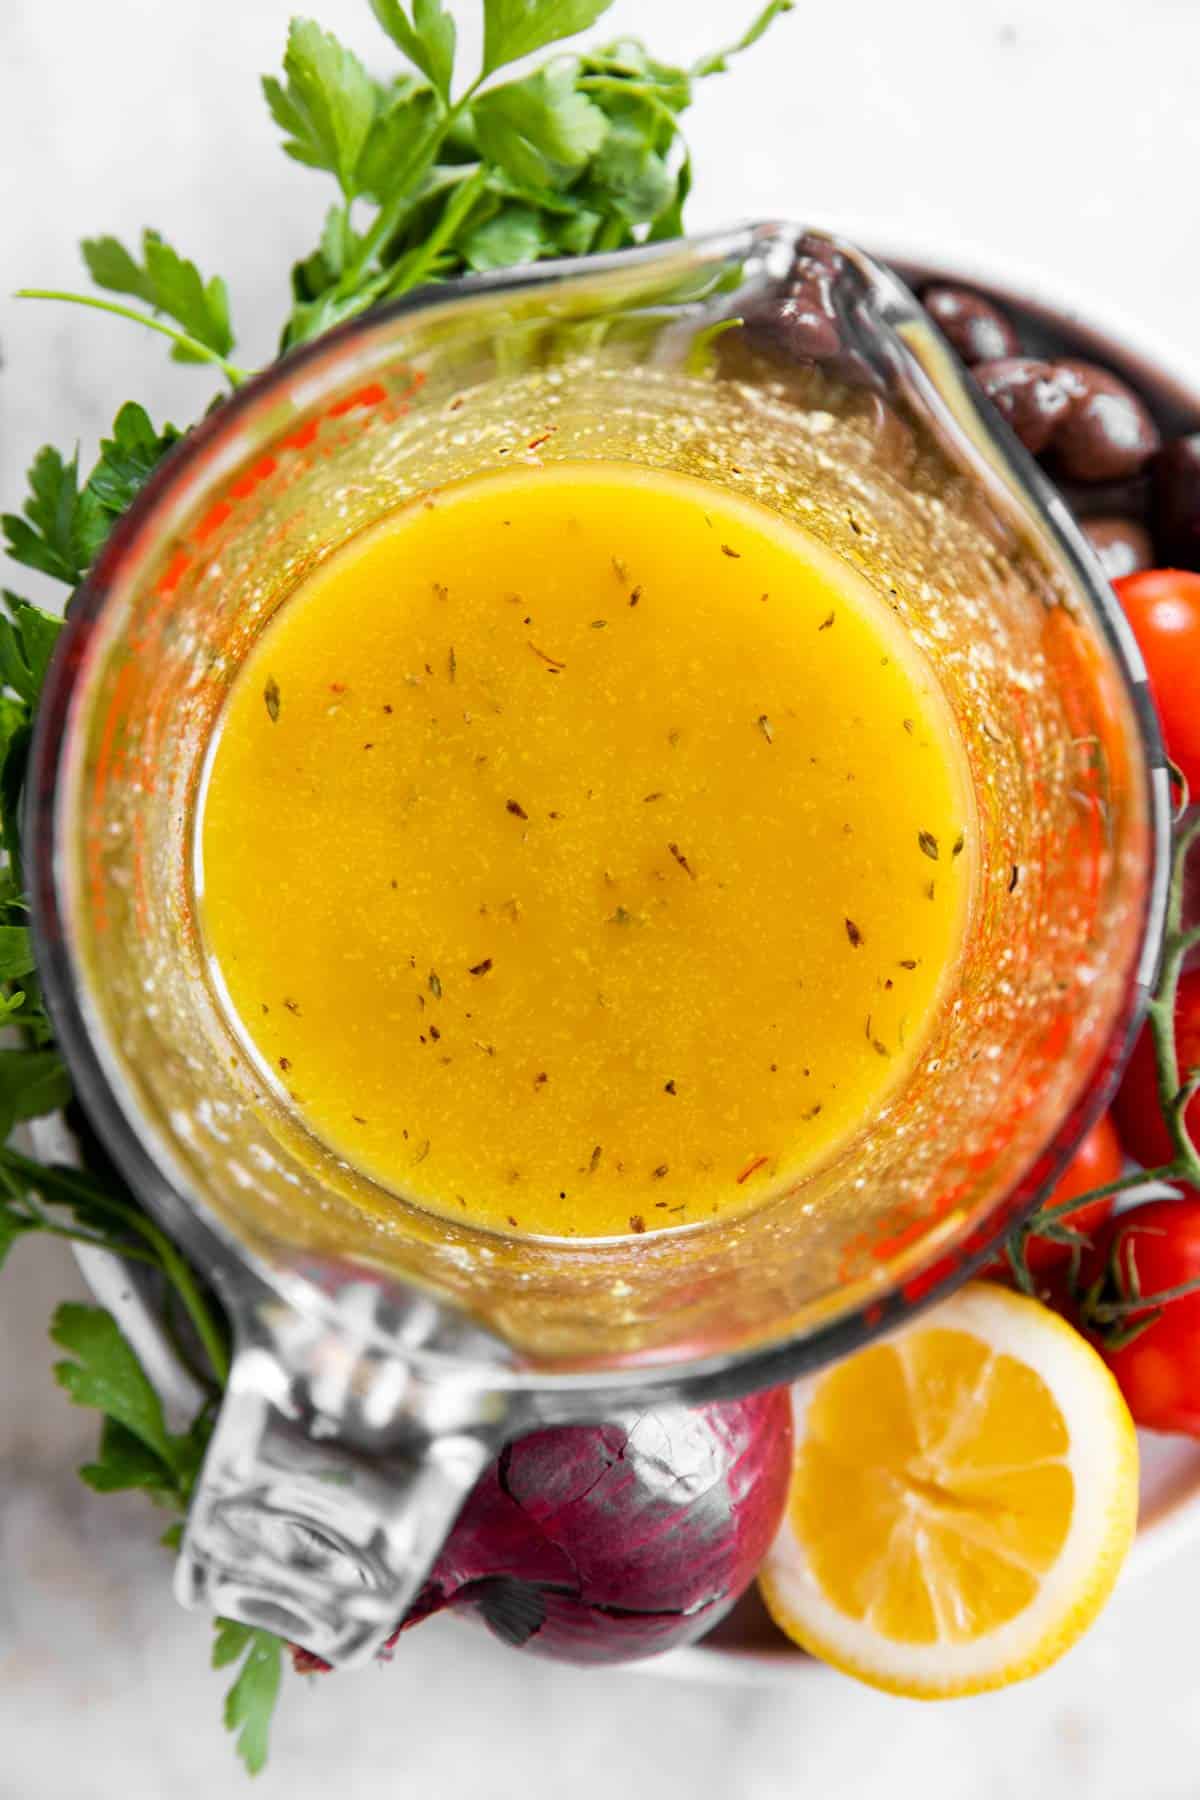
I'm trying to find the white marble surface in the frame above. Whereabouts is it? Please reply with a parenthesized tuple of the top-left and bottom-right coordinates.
(5, 1, 1200, 1794)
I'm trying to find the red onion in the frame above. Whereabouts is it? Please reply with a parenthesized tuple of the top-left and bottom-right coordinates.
(400, 1389, 792, 1664)
(292, 1389, 791, 1672)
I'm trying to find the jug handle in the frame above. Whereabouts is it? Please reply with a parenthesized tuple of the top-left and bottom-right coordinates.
(175, 1271, 515, 1667)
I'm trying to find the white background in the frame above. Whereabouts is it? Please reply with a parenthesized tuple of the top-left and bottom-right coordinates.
(4, 2, 1200, 1795)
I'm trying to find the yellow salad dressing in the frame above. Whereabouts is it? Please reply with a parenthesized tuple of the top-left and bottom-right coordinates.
(197, 461, 972, 1238)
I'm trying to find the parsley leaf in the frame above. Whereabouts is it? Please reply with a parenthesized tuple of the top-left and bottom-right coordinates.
(212, 1617, 256, 1670)
(87, 403, 181, 517)
(648, 150, 692, 242)
(0, 1206, 34, 1271)
(481, 0, 614, 77)
(9, 598, 62, 692)
(51, 1303, 184, 1473)
(580, 38, 692, 116)
(472, 64, 608, 189)
(215, 1620, 285, 1777)
(50, 1303, 215, 1514)
(80, 1416, 185, 1501)
(0, 693, 27, 759)
(370, 0, 457, 103)
(263, 19, 380, 198)
(0, 925, 35, 982)
(81, 229, 235, 363)
(0, 1149, 131, 1247)
(376, 163, 491, 296)
(3, 408, 177, 604)
(587, 119, 674, 223)
(461, 203, 553, 271)
(0, 719, 30, 889)
(354, 79, 440, 204)
(0, 594, 63, 703)
(0, 992, 52, 1046)
(81, 1410, 210, 1507)
(2, 446, 107, 585)
(0, 1048, 71, 1138)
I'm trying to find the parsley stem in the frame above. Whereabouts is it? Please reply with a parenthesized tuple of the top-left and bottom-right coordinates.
(335, 142, 440, 294)
(691, 0, 796, 76)
(576, 75, 685, 136)
(0, 1145, 230, 1384)
(0, 1163, 165, 1268)
(33, 1222, 164, 1264)
(335, 75, 487, 300)
(14, 291, 249, 388)
(594, 215, 629, 253)
(2, 1146, 162, 1228)
(155, 1237, 231, 1387)
(382, 165, 490, 300)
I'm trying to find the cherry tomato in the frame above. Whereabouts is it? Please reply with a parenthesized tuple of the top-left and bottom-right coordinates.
(1114, 569, 1200, 797)
(1028, 1115, 1123, 1274)
(1112, 968, 1200, 1181)
(1086, 1197, 1200, 1436)
(983, 1114, 1123, 1281)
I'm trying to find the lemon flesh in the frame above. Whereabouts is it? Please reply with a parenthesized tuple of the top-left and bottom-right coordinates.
(759, 1283, 1138, 1697)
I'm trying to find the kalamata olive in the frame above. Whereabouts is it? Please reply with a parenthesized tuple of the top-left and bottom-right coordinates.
(1057, 473, 1150, 522)
(1081, 516, 1154, 581)
(741, 237, 842, 363)
(740, 289, 841, 364)
(740, 238, 882, 392)
(922, 285, 1020, 365)
(1152, 434, 1200, 570)
(1050, 360, 1161, 483)
(972, 358, 1076, 454)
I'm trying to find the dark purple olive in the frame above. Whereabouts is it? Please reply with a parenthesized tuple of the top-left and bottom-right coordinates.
(740, 239, 883, 393)
(1152, 434, 1200, 570)
(741, 237, 842, 363)
(1081, 516, 1154, 581)
(1050, 360, 1161, 483)
(1057, 473, 1150, 522)
(922, 285, 1020, 365)
(972, 358, 1077, 454)
(740, 288, 841, 364)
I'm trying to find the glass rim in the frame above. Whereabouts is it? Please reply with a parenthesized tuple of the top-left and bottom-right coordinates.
(27, 222, 1174, 1403)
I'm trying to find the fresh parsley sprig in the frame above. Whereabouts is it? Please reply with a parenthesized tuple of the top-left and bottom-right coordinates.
(213, 1621, 287, 1777)
(21, 236, 246, 387)
(1, 0, 793, 1776)
(18, 0, 793, 357)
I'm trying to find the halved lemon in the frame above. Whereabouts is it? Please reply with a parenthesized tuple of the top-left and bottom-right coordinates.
(758, 1281, 1138, 1697)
